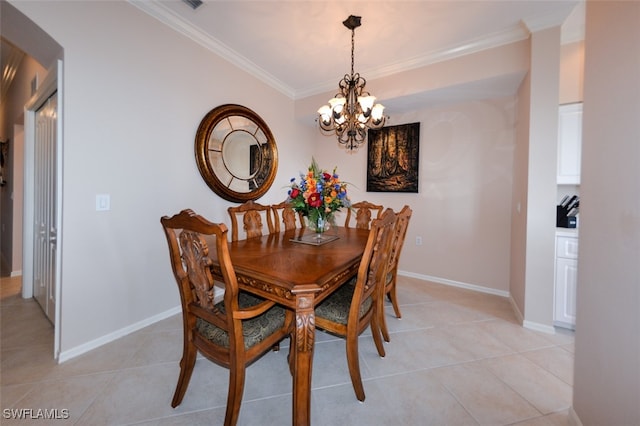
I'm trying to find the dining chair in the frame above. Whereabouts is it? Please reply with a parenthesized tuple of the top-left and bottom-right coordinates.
(271, 201, 306, 233)
(227, 200, 275, 241)
(314, 208, 397, 401)
(380, 205, 413, 342)
(344, 200, 384, 229)
(161, 209, 294, 426)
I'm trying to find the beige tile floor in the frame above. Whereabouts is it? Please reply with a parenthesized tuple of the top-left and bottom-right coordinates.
(1, 275, 575, 425)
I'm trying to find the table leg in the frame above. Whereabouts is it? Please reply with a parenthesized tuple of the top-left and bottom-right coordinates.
(292, 292, 315, 426)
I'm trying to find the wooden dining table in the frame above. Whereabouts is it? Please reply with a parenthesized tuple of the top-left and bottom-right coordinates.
(207, 226, 370, 426)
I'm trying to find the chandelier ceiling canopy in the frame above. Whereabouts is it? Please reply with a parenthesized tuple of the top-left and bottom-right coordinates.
(317, 15, 386, 151)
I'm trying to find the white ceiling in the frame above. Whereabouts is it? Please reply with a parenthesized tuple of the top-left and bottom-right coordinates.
(131, 0, 585, 100)
(1, 1, 584, 112)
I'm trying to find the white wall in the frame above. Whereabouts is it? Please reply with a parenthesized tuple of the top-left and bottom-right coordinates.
(10, 0, 566, 359)
(12, 8, 640, 422)
(573, 1, 640, 423)
(510, 64, 531, 318)
(522, 26, 561, 330)
(310, 97, 517, 294)
(559, 41, 584, 105)
(511, 34, 584, 327)
(301, 41, 530, 295)
(12, 1, 310, 356)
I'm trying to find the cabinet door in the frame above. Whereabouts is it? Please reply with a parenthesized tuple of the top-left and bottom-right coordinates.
(554, 257, 577, 328)
(557, 103, 582, 184)
(556, 235, 579, 259)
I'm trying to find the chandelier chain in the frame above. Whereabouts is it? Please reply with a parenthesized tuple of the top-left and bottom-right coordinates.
(350, 28, 355, 77)
(316, 15, 387, 151)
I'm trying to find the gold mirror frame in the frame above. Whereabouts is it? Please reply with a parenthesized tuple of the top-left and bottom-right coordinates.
(195, 104, 278, 202)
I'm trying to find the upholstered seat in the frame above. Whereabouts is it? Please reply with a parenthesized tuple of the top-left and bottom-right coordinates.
(344, 200, 384, 229)
(196, 292, 286, 349)
(161, 209, 293, 426)
(315, 208, 397, 401)
(315, 278, 371, 324)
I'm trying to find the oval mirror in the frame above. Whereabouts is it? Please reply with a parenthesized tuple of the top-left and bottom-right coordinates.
(195, 104, 278, 202)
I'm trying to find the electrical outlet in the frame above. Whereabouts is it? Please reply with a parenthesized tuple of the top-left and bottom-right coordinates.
(415, 236, 422, 246)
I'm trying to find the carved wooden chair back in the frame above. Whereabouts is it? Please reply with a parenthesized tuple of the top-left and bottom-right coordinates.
(344, 200, 384, 229)
(270, 201, 306, 233)
(379, 205, 412, 342)
(314, 208, 397, 401)
(161, 209, 293, 426)
(227, 200, 275, 241)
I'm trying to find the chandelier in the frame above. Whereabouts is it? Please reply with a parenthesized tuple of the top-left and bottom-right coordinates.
(317, 15, 386, 151)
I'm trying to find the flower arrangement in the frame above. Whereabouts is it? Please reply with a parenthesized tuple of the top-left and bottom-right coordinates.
(287, 158, 350, 231)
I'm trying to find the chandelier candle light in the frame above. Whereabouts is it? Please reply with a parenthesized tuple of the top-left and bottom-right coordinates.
(317, 15, 386, 151)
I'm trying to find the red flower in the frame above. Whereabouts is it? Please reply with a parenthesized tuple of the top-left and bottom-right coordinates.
(290, 188, 300, 199)
(322, 172, 332, 181)
(308, 192, 322, 208)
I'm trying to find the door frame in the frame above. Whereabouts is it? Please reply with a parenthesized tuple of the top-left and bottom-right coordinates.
(23, 60, 63, 360)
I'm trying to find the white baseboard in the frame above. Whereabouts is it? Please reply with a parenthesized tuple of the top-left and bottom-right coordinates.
(508, 296, 557, 335)
(523, 320, 556, 335)
(10, 270, 22, 277)
(553, 320, 576, 331)
(508, 296, 560, 335)
(58, 305, 181, 363)
(56, 271, 551, 362)
(399, 270, 510, 298)
(58, 272, 508, 363)
(399, 271, 561, 335)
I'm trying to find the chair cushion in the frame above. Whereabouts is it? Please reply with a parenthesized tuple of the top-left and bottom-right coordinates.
(196, 292, 286, 350)
(386, 271, 393, 285)
(315, 277, 372, 325)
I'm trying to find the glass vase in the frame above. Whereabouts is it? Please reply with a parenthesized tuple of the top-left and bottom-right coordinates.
(306, 216, 331, 234)
(306, 214, 333, 242)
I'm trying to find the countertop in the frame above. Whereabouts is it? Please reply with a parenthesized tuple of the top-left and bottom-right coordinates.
(556, 227, 578, 237)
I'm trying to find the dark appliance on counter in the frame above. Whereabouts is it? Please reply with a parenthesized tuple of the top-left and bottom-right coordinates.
(557, 195, 579, 228)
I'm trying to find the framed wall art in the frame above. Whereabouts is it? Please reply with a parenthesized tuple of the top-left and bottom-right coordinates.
(366, 122, 419, 193)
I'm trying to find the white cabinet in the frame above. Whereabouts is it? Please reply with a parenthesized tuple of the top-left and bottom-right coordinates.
(557, 103, 582, 184)
(554, 233, 578, 329)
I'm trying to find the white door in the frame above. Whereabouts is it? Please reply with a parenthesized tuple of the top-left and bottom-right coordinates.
(23, 60, 63, 358)
(32, 92, 58, 324)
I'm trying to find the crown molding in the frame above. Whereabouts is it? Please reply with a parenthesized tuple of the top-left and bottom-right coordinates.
(521, 7, 584, 45)
(522, 10, 571, 34)
(296, 24, 530, 99)
(129, 1, 574, 101)
(522, 4, 576, 34)
(128, 0, 296, 99)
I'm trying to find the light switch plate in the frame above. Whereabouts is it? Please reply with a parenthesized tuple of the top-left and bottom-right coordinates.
(96, 194, 110, 211)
